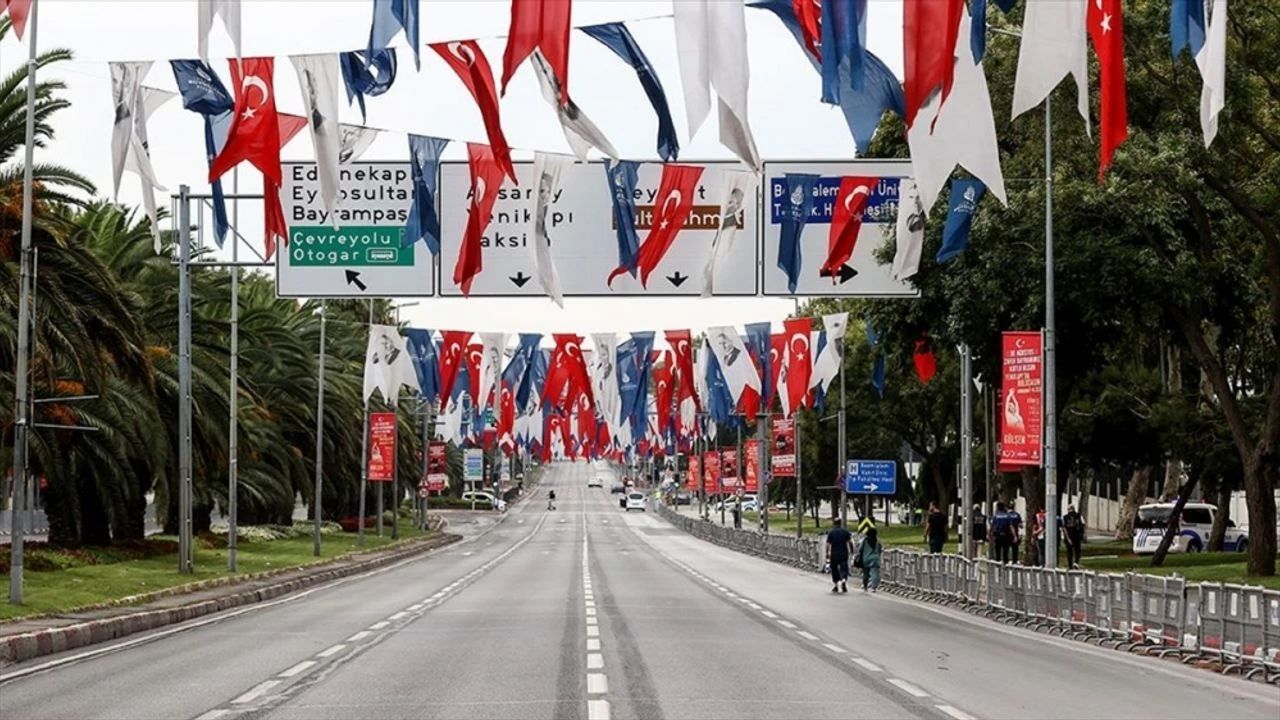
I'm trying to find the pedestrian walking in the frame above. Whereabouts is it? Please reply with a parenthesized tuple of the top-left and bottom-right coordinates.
(924, 502, 948, 554)
(825, 518, 854, 593)
(971, 504, 988, 558)
(1063, 504, 1085, 569)
(856, 527, 883, 592)
(1033, 507, 1047, 566)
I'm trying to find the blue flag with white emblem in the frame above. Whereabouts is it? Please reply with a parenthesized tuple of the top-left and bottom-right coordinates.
(616, 338, 639, 437)
(937, 179, 986, 264)
(508, 333, 543, 409)
(340, 48, 398, 121)
(628, 332, 656, 445)
(581, 23, 679, 162)
(703, 343, 735, 426)
(605, 160, 642, 279)
(404, 134, 449, 254)
(405, 328, 440, 403)
(744, 322, 773, 408)
(777, 173, 819, 294)
(170, 60, 234, 246)
(820, 0, 867, 101)
(367, 0, 420, 70)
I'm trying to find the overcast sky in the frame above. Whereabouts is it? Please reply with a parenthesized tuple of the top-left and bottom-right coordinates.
(1, 0, 906, 342)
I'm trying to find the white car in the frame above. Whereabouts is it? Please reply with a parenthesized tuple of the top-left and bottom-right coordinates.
(625, 492, 647, 512)
(1132, 503, 1247, 554)
(461, 490, 499, 508)
(587, 476, 604, 488)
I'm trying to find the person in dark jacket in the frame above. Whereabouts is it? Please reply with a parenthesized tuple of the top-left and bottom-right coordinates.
(924, 502, 948, 554)
(858, 528, 883, 592)
(826, 519, 854, 593)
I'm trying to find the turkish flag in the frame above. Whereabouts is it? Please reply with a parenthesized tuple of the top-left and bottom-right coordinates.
(576, 395, 597, 457)
(1088, 0, 1128, 180)
(3, 0, 32, 40)
(665, 329, 699, 413)
(903, 0, 963, 129)
(821, 176, 878, 281)
(262, 113, 309, 260)
(454, 143, 506, 295)
(502, 0, 572, 104)
(783, 317, 813, 417)
(792, 0, 821, 60)
(210, 58, 282, 184)
(615, 164, 705, 288)
(431, 41, 517, 182)
(543, 334, 592, 415)
(466, 343, 484, 404)
(438, 330, 472, 405)
(498, 381, 516, 455)
(654, 361, 674, 436)
(913, 338, 938, 385)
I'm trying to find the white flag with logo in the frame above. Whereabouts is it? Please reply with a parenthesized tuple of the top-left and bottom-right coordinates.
(531, 153, 571, 306)
(590, 333, 622, 440)
(111, 62, 176, 252)
(1011, 0, 1090, 131)
(136, 87, 178, 252)
(673, 0, 760, 169)
(363, 324, 420, 402)
(339, 124, 379, 164)
(531, 51, 618, 161)
(706, 326, 760, 407)
(907, 9, 1007, 212)
(701, 170, 758, 297)
(198, 0, 242, 60)
(892, 177, 925, 281)
(291, 54, 342, 225)
(478, 333, 507, 413)
(1196, 0, 1228, 147)
(812, 312, 849, 393)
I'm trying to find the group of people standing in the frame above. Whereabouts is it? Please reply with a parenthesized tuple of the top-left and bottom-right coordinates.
(971, 502, 1086, 568)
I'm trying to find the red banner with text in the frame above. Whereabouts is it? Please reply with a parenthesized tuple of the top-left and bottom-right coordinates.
(999, 332, 1043, 468)
(368, 412, 397, 482)
(771, 417, 796, 477)
(704, 452, 722, 493)
(721, 449, 740, 489)
(744, 440, 760, 493)
(686, 454, 700, 491)
(425, 441, 448, 492)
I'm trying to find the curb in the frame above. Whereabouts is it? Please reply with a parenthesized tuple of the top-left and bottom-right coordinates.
(0, 531, 461, 667)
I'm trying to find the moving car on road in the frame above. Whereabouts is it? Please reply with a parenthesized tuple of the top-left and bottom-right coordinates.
(587, 476, 605, 488)
(1132, 502, 1247, 554)
(625, 492, 647, 512)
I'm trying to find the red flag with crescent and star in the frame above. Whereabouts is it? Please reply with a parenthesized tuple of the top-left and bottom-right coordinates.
(431, 40, 517, 182)
(653, 357, 674, 437)
(501, 0, 572, 105)
(498, 379, 517, 455)
(465, 343, 484, 404)
(610, 164, 704, 288)
(2, 0, 32, 40)
(454, 143, 506, 296)
(664, 329, 699, 413)
(793, 0, 821, 60)
(438, 330, 473, 407)
(209, 57, 281, 184)
(543, 334, 593, 416)
(783, 317, 813, 417)
(821, 176, 878, 281)
(1087, 0, 1128, 181)
(903, 0, 963, 129)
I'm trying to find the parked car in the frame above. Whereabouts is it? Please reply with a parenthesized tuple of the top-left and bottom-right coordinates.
(674, 492, 693, 506)
(610, 484, 626, 494)
(715, 494, 757, 512)
(1132, 502, 1247, 554)
(461, 490, 503, 510)
(625, 492, 647, 512)
(587, 476, 604, 488)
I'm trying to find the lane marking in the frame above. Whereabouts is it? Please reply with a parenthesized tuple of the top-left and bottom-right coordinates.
(586, 672, 609, 694)
(368, 621, 389, 630)
(195, 710, 231, 720)
(388, 611, 408, 621)
(587, 699, 611, 720)
(796, 630, 819, 641)
(586, 617, 598, 626)
(761, 610, 778, 619)
(585, 601, 595, 608)
(587, 638, 601, 651)
(407, 604, 424, 612)
(587, 653, 604, 670)
(277, 660, 316, 678)
(823, 643, 846, 654)
(937, 705, 976, 720)
(888, 679, 929, 698)
(851, 657, 882, 672)
(346, 631, 371, 642)
(316, 644, 346, 658)
(587, 626, 600, 637)
(231, 679, 281, 705)
(778, 620, 797, 629)
(586, 608, 597, 616)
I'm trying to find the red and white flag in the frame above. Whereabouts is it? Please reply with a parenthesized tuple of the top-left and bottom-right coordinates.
(903, 0, 963, 129)
(543, 334, 593, 415)
(1087, 0, 1129, 179)
(3, 0, 32, 40)
(209, 58, 281, 185)
(438, 330, 473, 407)
(454, 143, 507, 296)
(792, 0, 821, 61)
(502, 0, 572, 104)
(782, 317, 812, 418)
(665, 329, 699, 436)
(614, 164, 704, 288)
(263, 112, 308, 259)
(821, 176, 878, 282)
(431, 41, 517, 182)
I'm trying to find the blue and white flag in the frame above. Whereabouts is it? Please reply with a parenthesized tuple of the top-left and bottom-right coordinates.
(937, 179, 986, 263)
(777, 173, 819, 294)
(820, 0, 867, 101)
(340, 48, 398, 121)
(605, 160, 641, 280)
(367, 0, 420, 70)
(404, 134, 449, 254)
(581, 22, 679, 162)
(404, 328, 440, 404)
(615, 338, 639, 440)
(753, 1, 901, 155)
(507, 333, 543, 409)
(628, 332, 656, 445)
(1171, 0, 1206, 58)
(171, 59, 234, 246)
(744, 322, 772, 409)
(702, 339, 736, 426)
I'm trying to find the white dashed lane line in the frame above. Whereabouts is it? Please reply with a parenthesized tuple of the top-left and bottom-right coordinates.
(851, 658, 882, 672)
(367, 621, 389, 631)
(936, 705, 976, 720)
(316, 644, 346, 659)
(231, 680, 281, 705)
(277, 661, 316, 679)
(346, 630, 371, 642)
(796, 630, 819, 641)
(887, 679, 930, 698)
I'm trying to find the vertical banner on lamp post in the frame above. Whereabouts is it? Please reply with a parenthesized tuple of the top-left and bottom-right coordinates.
(704, 452, 722, 494)
(770, 417, 796, 476)
(368, 412, 397, 482)
(687, 454, 701, 491)
(721, 449, 740, 490)
(745, 439, 760, 493)
(426, 442, 448, 492)
(999, 332, 1044, 468)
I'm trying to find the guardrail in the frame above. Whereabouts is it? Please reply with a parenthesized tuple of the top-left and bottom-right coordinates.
(653, 503, 1279, 685)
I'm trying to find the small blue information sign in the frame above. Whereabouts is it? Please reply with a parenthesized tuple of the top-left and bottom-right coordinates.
(844, 460, 897, 495)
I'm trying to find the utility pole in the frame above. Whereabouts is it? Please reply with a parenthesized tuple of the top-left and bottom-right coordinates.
(960, 343, 974, 559)
(757, 412, 768, 533)
(1043, 94, 1060, 569)
(795, 419, 804, 539)
(178, 185, 194, 574)
(313, 301, 326, 557)
(227, 169, 240, 572)
(838, 350, 849, 526)
(8, 0, 40, 604)
(358, 301, 372, 545)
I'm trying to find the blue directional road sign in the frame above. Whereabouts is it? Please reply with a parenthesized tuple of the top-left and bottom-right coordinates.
(844, 460, 897, 495)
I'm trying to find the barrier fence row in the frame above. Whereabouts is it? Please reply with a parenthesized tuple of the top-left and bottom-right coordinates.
(655, 505, 1279, 685)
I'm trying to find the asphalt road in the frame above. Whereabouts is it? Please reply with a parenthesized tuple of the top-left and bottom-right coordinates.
(1, 463, 1275, 720)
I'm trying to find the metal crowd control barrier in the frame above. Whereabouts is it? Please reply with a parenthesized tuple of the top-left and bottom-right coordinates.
(655, 505, 1278, 685)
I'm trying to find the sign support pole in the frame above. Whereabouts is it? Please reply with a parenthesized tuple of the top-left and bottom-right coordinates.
(960, 343, 974, 560)
(227, 169, 240, 573)
(358, 301, 372, 546)
(313, 301, 326, 557)
(838, 354, 848, 527)
(388, 411, 397, 540)
(421, 400, 432, 531)
(178, 184, 194, 574)
(1043, 95, 1060, 570)
(795, 418, 804, 539)
(758, 413, 768, 533)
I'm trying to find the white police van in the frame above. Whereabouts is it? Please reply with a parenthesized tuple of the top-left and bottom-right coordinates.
(1132, 503, 1248, 554)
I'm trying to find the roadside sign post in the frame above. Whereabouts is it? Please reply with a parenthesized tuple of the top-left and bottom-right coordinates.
(844, 460, 897, 497)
